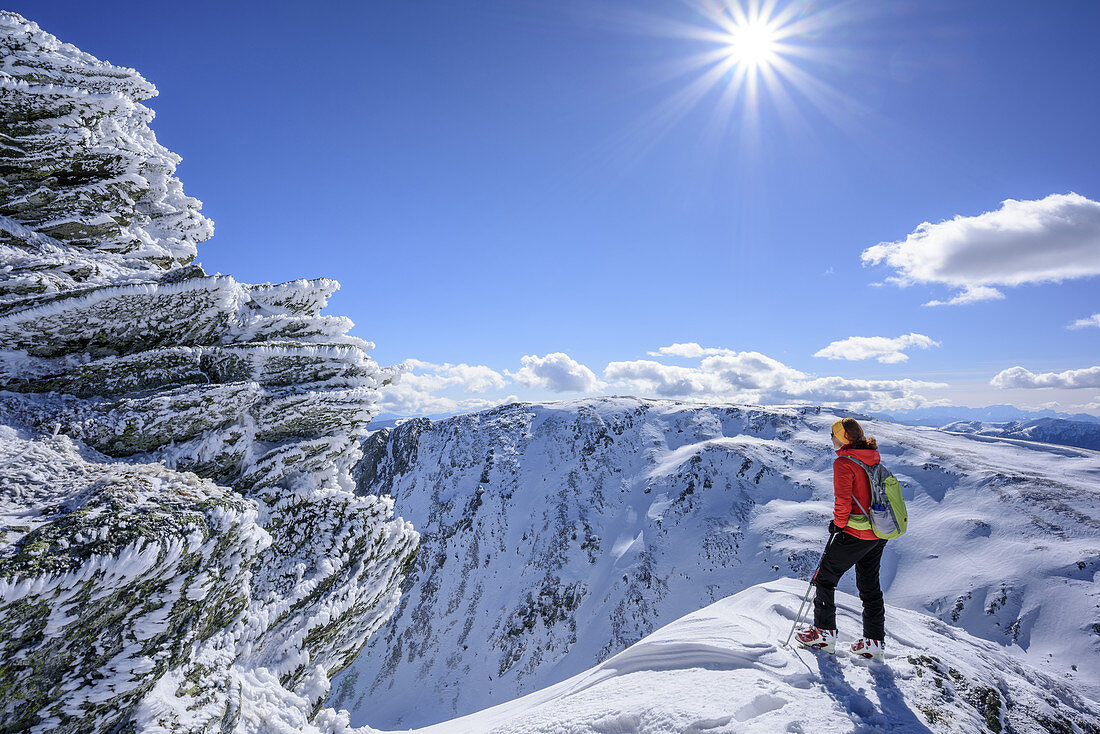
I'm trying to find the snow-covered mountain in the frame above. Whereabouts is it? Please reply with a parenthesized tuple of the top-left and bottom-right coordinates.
(331, 397, 1100, 729)
(0, 13, 416, 732)
(370, 580, 1100, 734)
(942, 418, 1100, 452)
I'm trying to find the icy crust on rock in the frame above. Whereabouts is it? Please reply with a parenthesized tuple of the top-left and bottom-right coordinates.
(0, 423, 268, 733)
(389, 580, 1100, 734)
(0, 221, 418, 726)
(0, 422, 416, 734)
(0, 11, 212, 278)
(0, 273, 382, 477)
(0, 11, 418, 732)
(332, 397, 1100, 729)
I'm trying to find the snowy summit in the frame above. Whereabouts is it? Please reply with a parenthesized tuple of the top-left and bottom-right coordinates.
(380, 580, 1099, 734)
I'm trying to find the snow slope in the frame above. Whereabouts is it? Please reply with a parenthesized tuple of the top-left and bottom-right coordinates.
(332, 398, 1100, 729)
(371, 580, 1100, 734)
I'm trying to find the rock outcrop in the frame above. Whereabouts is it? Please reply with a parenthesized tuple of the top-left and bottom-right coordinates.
(0, 12, 417, 732)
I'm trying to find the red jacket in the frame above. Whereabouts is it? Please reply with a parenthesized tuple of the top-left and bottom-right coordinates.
(833, 446, 880, 540)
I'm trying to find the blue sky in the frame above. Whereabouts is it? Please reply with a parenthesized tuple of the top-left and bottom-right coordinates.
(17, 0, 1100, 416)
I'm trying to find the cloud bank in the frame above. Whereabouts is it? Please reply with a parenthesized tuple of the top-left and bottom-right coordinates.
(377, 359, 509, 415)
(608, 345, 944, 410)
(379, 344, 949, 416)
(862, 193, 1100, 306)
(991, 365, 1100, 390)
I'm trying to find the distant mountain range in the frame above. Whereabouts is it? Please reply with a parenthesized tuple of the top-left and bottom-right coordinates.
(942, 418, 1100, 451)
(874, 404, 1100, 427)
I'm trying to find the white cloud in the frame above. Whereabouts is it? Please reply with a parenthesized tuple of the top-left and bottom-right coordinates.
(508, 352, 605, 393)
(699, 352, 808, 390)
(990, 365, 1100, 390)
(604, 360, 726, 397)
(606, 346, 945, 410)
(923, 285, 1005, 307)
(377, 360, 509, 415)
(401, 358, 507, 393)
(1078, 396, 1100, 412)
(779, 376, 947, 410)
(377, 386, 508, 416)
(1068, 313, 1100, 330)
(862, 193, 1100, 305)
(380, 342, 952, 417)
(647, 342, 732, 358)
(814, 333, 939, 363)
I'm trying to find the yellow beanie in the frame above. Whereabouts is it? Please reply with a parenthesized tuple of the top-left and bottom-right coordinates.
(831, 420, 848, 444)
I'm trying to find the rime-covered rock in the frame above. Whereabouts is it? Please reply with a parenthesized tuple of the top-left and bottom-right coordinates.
(0, 423, 267, 733)
(0, 12, 417, 732)
(0, 12, 211, 272)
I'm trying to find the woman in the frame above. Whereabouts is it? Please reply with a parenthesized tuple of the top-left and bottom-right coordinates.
(796, 417, 888, 659)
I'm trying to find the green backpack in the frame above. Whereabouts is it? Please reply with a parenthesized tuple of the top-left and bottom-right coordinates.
(842, 456, 908, 540)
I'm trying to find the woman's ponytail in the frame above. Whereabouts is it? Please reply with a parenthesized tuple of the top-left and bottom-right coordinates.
(840, 417, 878, 450)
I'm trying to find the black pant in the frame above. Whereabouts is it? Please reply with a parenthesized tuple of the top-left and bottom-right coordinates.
(812, 532, 887, 640)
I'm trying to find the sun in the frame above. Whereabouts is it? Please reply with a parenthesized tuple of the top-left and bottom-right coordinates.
(597, 0, 856, 164)
(724, 20, 779, 69)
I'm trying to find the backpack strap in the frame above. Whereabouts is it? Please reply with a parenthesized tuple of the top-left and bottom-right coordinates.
(839, 455, 874, 520)
(840, 455, 872, 472)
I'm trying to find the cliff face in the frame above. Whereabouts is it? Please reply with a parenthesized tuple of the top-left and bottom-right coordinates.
(332, 397, 1100, 729)
(0, 12, 417, 733)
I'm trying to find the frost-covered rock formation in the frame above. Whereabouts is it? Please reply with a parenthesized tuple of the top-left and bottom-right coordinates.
(0, 12, 417, 732)
(0, 425, 268, 731)
(332, 398, 1100, 729)
(391, 580, 1100, 734)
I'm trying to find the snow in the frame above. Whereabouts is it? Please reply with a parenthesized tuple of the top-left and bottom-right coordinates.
(367, 579, 1099, 734)
(333, 397, 1100, 728)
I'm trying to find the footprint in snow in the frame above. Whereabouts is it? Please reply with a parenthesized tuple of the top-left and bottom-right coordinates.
(734, 693, 788, 722)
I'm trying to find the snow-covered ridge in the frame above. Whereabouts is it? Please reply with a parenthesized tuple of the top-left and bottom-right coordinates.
(942, 418, 1100, 452)
(387, 580, 1100, 734)
(332, 397, 1100, 729)
(0, 13, 418, 732)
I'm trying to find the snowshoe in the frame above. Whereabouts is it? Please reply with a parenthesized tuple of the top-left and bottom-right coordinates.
(850, 638, 885, 660)
(795, 626, 837, 653)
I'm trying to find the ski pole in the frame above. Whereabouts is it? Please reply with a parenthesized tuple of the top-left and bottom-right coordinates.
(783, 531, 837, 648)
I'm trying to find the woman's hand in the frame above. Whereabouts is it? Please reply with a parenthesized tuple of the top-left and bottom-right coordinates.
(828, 521, 843, 535)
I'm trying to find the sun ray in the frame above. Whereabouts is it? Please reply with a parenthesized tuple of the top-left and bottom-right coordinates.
(580, 0, 888, 178)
